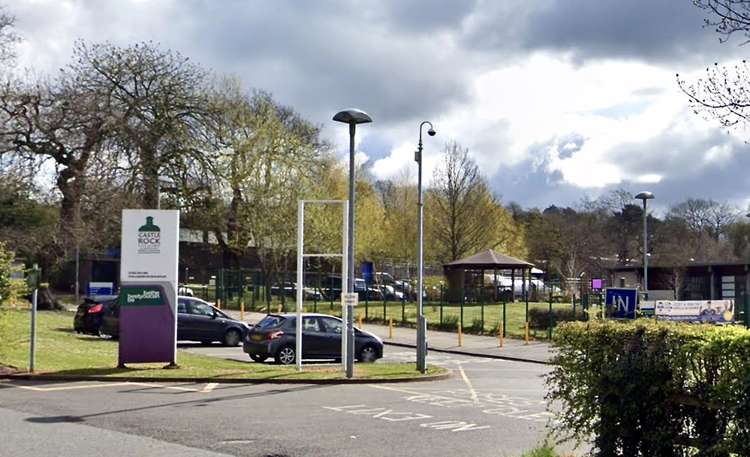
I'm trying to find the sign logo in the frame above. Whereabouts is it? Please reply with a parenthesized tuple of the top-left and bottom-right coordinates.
(606, 288, 638, 319)
(119, 286, 164, 307)
(137, 216, 161, 254)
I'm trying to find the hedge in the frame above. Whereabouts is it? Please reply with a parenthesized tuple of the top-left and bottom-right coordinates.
(528, 307, 584, 330)
(546, 320, 750, 456)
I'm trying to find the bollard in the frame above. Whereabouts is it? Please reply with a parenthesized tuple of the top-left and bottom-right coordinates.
(458, 323, 464, 347)
(277, 303, 282, 313)
(216, 298, 222, 310)
(388, 318, 393, 339)
(240, 301, 245, 321)
(524, 322, 530, 345)
(357, 314, 363, 328)
(498, 321, 504, 348)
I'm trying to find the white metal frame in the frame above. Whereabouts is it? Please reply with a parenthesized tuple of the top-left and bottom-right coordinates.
(296, 200, 349, 372)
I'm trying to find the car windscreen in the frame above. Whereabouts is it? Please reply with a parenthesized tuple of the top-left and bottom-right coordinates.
(214, 308, 230, 319)
(256, 315, 285, 329)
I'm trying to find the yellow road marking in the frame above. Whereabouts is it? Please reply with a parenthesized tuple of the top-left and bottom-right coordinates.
(457, 365, 479, 405)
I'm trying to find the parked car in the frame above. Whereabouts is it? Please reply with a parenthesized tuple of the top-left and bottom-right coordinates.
(354, 278, 384, 301)
(243, 313, 383, 365)
(100, 295, 250, 346)
(73, 295, 119, 335)
(270, 282, 325, 300)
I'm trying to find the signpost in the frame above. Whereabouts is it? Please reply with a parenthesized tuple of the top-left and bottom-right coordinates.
(342, 292, 357, 378)
(27, 265, 40, 373)
(118, 210, 179, 368)
(605, 287, 638, 320)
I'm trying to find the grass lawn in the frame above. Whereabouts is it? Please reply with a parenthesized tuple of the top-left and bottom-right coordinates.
(284, 300, 590, 340)
(0, 307, 447, 381)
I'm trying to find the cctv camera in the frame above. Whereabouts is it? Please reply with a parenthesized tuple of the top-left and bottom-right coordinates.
(428, 128, 436, 136)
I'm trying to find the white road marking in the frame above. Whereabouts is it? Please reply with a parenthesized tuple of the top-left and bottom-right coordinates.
(322, 404, 489, 432)
(457, 365, 479, 405)
(8, 381, 207, 393)
(12, 382, 134, 392)
(201, 382, 219, 393)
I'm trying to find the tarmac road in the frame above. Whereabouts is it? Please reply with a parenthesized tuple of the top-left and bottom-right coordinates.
(0, 348, 571, 457)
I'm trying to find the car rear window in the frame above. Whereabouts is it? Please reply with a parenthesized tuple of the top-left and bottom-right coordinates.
(256, 315, 285, 329)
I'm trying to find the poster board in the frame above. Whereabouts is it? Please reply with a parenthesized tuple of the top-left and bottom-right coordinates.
(655, 300, 734, 323)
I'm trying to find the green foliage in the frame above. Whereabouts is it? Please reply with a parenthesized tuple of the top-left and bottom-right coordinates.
(528, 307, 583, 330)
(519, 444, 561, 457)
(0, 242, 14, 303)
(433, 314, 459, 331)
(547, 320, 750, 456)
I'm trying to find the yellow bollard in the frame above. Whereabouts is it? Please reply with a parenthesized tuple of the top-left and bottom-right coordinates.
(277, 303, 282, 313)
(498, 321, 504, 348)
(458, 323, 464, 347)
(357, 315, 363, 328)
(524, 322, 530, 345)
(388, 318, 393, 339)
(216, 299, 222, 310)
(240, 301, 245, 321)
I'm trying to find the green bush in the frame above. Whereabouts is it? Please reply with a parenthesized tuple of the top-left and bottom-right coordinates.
(547, 320, 750, 456)
(519, 444, 561, 457)
(528, 307, 583, 330)
(431, 314, 458, 331)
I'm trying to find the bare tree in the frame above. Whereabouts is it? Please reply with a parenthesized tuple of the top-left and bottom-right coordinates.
(69, 41, 213, 208)
(0, 6, 19, 67)
(427, 142, 523, 263)
(695, 0, 750, 43)
(667, 198, 737, 241)
(0, 76, 112, 250)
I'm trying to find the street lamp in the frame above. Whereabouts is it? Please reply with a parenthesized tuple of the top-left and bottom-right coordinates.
(635, 191, 655, 300)
(333, 108, 372, 379)
(157, 175, 174, 210)
(415, 121, 435, 374)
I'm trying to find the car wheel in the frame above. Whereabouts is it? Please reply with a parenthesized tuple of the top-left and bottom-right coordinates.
(250, 354, 268, 363)
(275, 345, 296, 365)
(357, 345, 378, 363)
(223, 330, 241, 347)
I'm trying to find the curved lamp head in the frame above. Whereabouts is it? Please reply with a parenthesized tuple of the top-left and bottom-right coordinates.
(427, 127, 436, 136)
(634, 191, 654, 201)
(333, 108, 372, 125)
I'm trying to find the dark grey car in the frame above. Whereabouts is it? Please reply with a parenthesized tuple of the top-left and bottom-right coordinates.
(243, 313, 383, 365)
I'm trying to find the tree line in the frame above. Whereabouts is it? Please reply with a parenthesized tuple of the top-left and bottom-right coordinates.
(0, 16, 525, 287)
(3, 2, 750, 293)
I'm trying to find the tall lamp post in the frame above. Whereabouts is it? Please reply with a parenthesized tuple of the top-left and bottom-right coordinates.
(333, 108, 372, 379)
(415, 121, 436, 374)
(635, 191, 654, 300)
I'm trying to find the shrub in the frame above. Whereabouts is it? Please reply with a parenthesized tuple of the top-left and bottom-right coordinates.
(547, 320, 750, 456)
(467, 317, 484, 334)
(431, 314, 458, 331)
(528, 307, 583, 330)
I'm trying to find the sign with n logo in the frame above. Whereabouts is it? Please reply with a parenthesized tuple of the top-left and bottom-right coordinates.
(606, 288, 638, 320)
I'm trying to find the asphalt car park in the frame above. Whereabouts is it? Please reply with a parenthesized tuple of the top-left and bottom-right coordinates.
(0, 351, 559, 457)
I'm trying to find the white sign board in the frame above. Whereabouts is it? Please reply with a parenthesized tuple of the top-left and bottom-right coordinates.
(655, 300, 734, 323)
(119, 209, 180, 365)
(342, 292, 358, 308)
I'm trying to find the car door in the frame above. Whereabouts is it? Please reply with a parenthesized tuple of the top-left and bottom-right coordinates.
(300, 316, 328, 358)
(184, 300, 217, 341)
(318, 316, 344, 358)
(176, 298, 190, 340)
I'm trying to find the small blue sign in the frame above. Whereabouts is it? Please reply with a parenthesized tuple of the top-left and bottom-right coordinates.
(361, 261, 374, 284)
(88, 282, 114, 296)
(606, 288, 638, 319)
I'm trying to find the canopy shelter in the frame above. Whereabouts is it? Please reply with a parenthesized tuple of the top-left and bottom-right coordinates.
(443, 249, 534, 302)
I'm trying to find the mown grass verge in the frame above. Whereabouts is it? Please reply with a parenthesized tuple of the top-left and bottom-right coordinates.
(0, 307, 447, 381)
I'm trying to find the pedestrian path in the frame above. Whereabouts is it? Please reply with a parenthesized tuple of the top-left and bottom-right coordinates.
(223, 309, 554, 364)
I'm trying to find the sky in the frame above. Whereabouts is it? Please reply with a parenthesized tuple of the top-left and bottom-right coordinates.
(9, 0, 750, 212)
